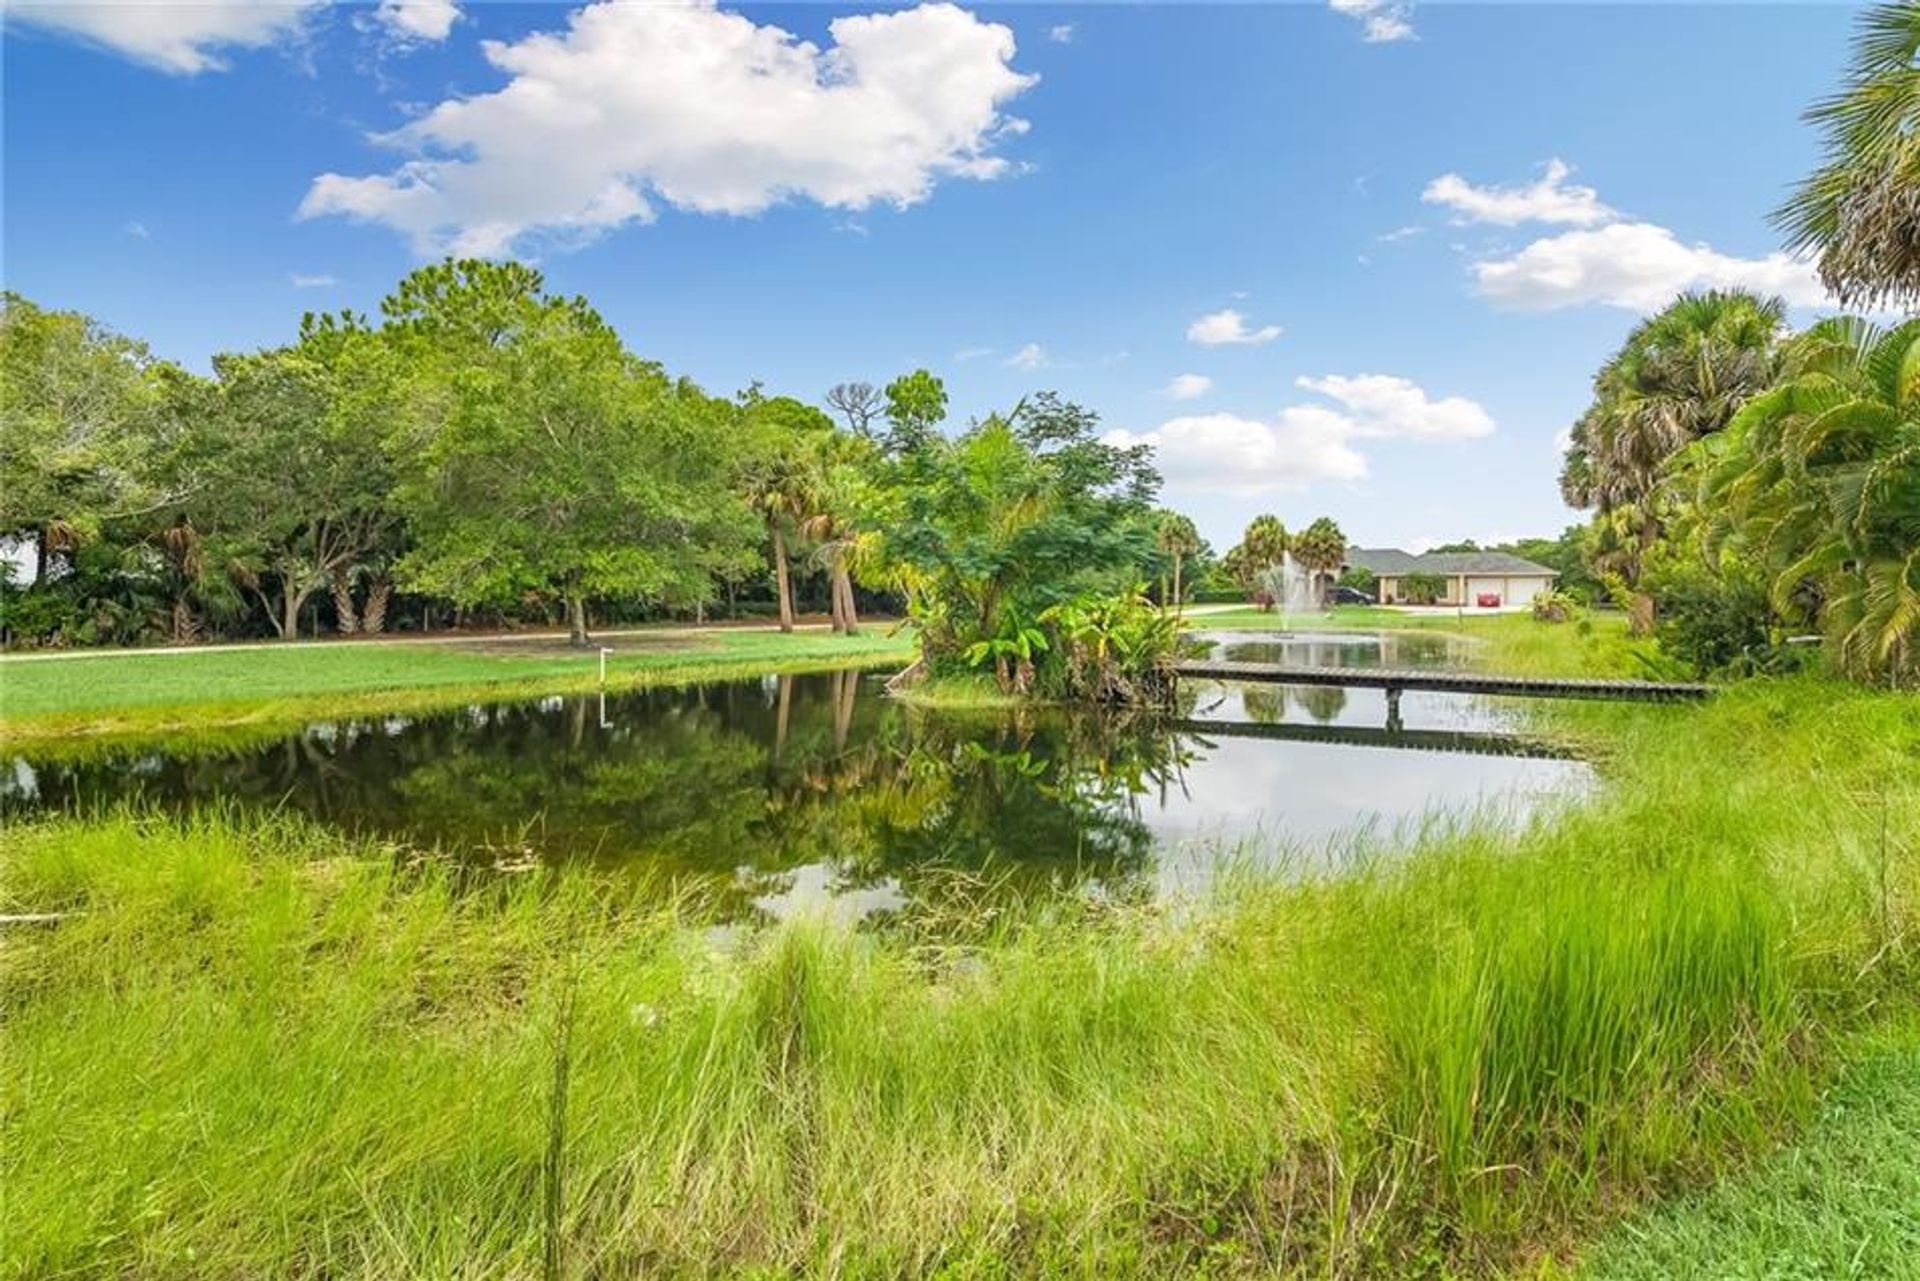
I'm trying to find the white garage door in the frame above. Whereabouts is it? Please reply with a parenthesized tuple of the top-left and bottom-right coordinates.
(1466, 576, 1506, 605)
(1504, 577, 1548, 607)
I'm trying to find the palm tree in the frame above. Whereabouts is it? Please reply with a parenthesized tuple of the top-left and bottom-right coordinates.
(801, 437, 875, 636)
(743, 443, 817, 634)
(1237, 514, 1288, 609)
(1291, 516, 1348, 607)
(1777, 2, 1920, 311)
(1560, 290, 1786, 632)
(1704, 316, 1920, 682)
(1154, 511, 1200, 612)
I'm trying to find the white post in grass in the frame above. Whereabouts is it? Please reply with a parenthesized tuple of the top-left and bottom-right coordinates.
(599, 646, 613, 687)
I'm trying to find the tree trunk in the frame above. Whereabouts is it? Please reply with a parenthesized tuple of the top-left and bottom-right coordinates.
(170, 596, 200, 645)
(567, 593, 590, 648)
(771, 523, 795, 634)
(774, 674, 792, 761)
(835, 564, 860, 636)
(362, 579, 392, 634)
(832, 668, 855, 751)
(330, 572, 359, 635)
(278, 586, 313, 640)
(1628, 593, 1656, 637)
(1171, 556, 1183, 614)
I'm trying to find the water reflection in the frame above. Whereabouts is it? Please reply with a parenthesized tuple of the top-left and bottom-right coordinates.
(4, 639, 1590, 923)
(1197, 629, 1469, 670)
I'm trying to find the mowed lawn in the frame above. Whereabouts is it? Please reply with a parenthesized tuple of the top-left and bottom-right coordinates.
(1581, 1019, 1920, 1279)
(0, 627, 912, 736)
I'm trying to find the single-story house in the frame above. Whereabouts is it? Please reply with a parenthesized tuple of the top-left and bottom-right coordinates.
(1344, 548, 1557, 608)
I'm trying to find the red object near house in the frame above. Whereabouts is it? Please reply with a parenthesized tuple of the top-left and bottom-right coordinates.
(1476, 592, 1502, 608)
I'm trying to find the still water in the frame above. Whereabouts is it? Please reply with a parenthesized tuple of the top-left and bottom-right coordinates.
(3, 632, 1590, 923)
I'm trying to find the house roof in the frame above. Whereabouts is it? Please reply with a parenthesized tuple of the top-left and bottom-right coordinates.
(1344, 547, 1424, 575)
(1345, 547, 1557, 577)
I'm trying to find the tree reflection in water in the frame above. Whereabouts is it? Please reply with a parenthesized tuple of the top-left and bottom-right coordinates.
(9, 671, 1199, 925)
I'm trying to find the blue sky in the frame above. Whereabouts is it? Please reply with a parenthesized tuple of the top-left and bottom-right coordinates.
(3, 1, 1860, 552)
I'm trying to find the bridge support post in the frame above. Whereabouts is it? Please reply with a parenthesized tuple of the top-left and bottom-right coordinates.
(1385, 685, 1404, 734)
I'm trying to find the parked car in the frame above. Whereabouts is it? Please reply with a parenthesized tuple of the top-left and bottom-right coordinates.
(1328, 585, 1376, 606)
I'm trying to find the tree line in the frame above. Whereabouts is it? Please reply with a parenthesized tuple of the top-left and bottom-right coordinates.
(0, 261, 1215, 701)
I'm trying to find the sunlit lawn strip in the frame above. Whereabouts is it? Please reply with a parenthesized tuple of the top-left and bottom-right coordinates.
(0, 628, 914, 746)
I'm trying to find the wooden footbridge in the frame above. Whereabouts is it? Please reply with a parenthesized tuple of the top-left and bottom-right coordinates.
(1174, 661, 1712, 703)
(1174, 660, 1709, 735)
(1173, 717, 1578, 760)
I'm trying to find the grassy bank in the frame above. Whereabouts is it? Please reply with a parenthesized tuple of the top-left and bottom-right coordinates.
(4, 668, 1915, 1277)
(1579, 1019, 1920, 1279)
(0, 627, 913, 745)
(1193, 607, 1664, 681)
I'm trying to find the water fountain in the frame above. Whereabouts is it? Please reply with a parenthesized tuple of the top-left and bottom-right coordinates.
(1258, 552, 1317, 620)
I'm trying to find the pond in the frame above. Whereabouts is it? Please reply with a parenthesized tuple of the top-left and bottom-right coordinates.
(2, 632, 1591, 924)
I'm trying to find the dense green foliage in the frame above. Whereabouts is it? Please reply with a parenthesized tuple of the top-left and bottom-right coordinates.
(1777, 1, 1920, 311)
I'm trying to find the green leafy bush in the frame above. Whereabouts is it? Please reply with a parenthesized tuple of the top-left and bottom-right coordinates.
(1037, 590, 1185, 706)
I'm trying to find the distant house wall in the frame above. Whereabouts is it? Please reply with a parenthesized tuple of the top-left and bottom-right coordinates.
(1377, 573, 1553, 606)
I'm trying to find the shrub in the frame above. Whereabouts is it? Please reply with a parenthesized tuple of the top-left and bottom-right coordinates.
(1037, 590, 1185, 706)
(1531, 590, 1579, 623)
(1403, 572, 1447, 605)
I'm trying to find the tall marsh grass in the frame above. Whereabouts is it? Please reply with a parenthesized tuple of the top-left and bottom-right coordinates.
(3, 678, 1916, 1277)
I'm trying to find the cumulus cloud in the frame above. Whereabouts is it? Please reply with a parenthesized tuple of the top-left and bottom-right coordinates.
(1187, 308, 1282, 347)
(1422, 158, 1613, 227)
(1472, 221, 1827, 312)
(300, 1, 1038, 257)
(1104, 374, 1494, 496)
(376, 0, 460, 44)
(1106, 410, 1368, 497)
(1429, 158, 1833, 313)
(1048, 23, 1074, 43)
(1329, 0, 1415, 43)
(1005, 342, 1048, 369)
(1162, 373, 1213, 401)
(1294, 374, 1494, 440)
(9, 0, 321, 74)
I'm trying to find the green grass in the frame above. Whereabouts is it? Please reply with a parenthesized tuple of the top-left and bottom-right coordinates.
(4, 664, 1916, 1277)
(1193, 606, 1663, 681)
(0, 626, 913, 744)
(1580, 1020, 1920, 1280)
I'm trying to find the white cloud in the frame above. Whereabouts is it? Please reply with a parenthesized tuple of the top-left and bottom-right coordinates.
(9, 0, 321, 74)
(1422, 158, 1613, 227)
(289, 273, 338, 288)
(1329, 0, 1415, 43)
(1294, 374, 1495, 441)
(124, 221, 151, 239)
(1377, 225, 1424, 243)
(1105, 374, 1494, 496)
(1162, 374, 1213, 401)
(954, 346, 994, 362)
(1005, 342, 1048, 369)
(1106, 410, 1369, 496)
(1553, 428, 1575, 454)
(376, 0, 460, 44)
(1472, 221, 1828, 313)
(1187, 308, 1282, 347)
(300, 1, 1038, 257)
(1048, 23, 1074, 43)
(1429, 158, 1835, 314)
